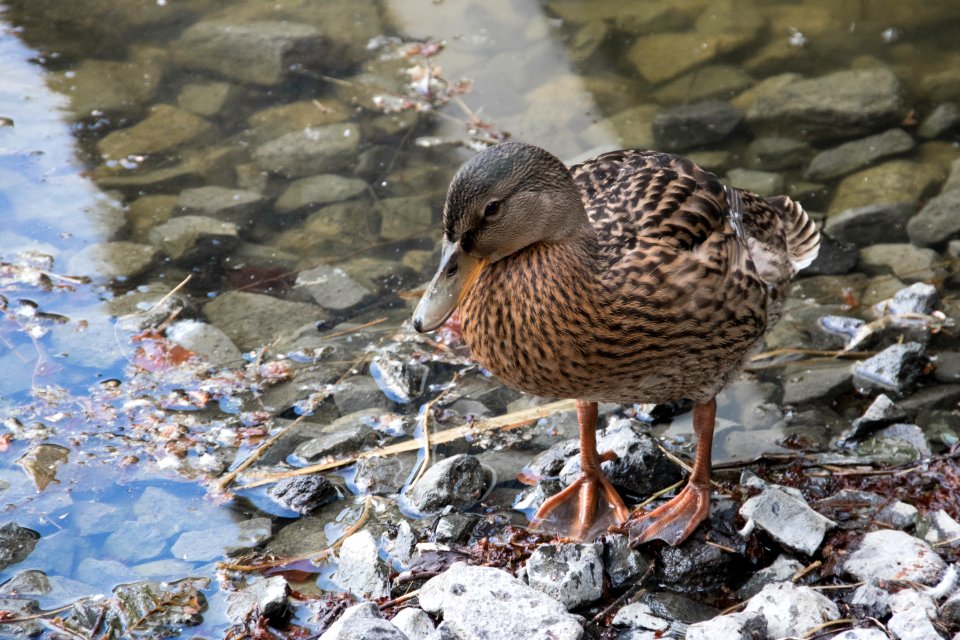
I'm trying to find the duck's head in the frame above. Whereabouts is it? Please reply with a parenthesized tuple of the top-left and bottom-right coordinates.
(412, 142, 584, 332)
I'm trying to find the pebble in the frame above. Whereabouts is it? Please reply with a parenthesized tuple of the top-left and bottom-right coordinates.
(431, 508, 479, 545)
(887, 607, 945, 640)
(177, 186, 265, 228)
(404, 454, 487, 514)
(875, 423, 931, 457)
(418, 562, 583, 640)
(924, 509, 960, 548)
(746, 136, 812, 171)
(97, 104, 214, 160)
(883, 282, 940, 316)
(332, 377, 393, 415)
(49, 54, 162, 116)
(743, 582, 840, 639)
(319, 602, 407, 640)
(804, 128, 915, 181)
(524, 543, 603, 610)
(611, 602, 672, 634)
(253, 123, 360, 178)
(637, 591, 718, 624)
(331, 530, 390, 599)
(602, 533, 652, 590)
(148, 215, 239, 262)
(177, 81, 238, 117)
(375, 196, 435, 241)
(846, 579, 890, 618)
(918, 102, 960, 139)
(0, 523, 40, 570)
(685, 611, 767, 640)
(824, 202, 914, 247)
(830, 160, 943, 214)
(907, 188, 960, 247)
(390, 607, 435, 640)
(847, 394, 908, 438)
(736, 554, 804, 600)
(859, 242, 943, 284)
(658, 538, 731, 592)
(829, 630, 889, 640)
(369, 351, 429, 404)
(204, 291, 324, 352)
(877, 501, 919, 530)
(740, 486, 836, 555)
(843, 530, 946, 584)
(226, 576, 290, 624)
(275, 175, 368, 213)
(293, 422, 379, 463)
(165, 319, 243, 368)
(651, 100, 743, 152)
(170, 517, 272, 562)
(66, 241, 159, 281)
(353, 456, 410, 495)
(852, 342, 927, 395)
(267, 475, 341, 515)
(295, 265, 372, 311)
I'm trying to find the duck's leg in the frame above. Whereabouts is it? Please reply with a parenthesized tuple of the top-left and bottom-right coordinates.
(627, 397, 716, 546)
(532, 400, 631, 540)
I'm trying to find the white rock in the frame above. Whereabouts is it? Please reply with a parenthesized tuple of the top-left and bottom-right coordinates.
(611, 602, 670, 632)
(829, 630, 889, 640)
(525, 543, 603, 610)
(888, 588, 936, 617)
(685, 611, 766, 640)
(743, 582, 839, 638)
(739, 486, 836, 554)
(847, 580, 889, 618)
(925, 510, 960, 548)
(331, 530, 390, 599)
(887, 607, 945, 640)
(319, 602, 406, 640)
(391, 607, 435, 640)
(419, 563, 583, 640)
(843, 530, 946, 585)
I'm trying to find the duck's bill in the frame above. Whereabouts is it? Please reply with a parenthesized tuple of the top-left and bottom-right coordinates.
(412, 240, 487, 332)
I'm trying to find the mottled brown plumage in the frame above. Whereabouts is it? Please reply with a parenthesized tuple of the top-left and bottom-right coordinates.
(414, 142, 819, 544)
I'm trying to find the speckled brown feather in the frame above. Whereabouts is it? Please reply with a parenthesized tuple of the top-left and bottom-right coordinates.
(458, 147, 819, 404)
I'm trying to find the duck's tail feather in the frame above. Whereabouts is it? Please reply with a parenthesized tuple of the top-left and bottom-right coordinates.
(766, 195, 820, 273)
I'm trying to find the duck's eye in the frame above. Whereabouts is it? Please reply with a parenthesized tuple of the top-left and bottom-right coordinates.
(483, 200, 500, 217)
(445, 262, 459, 278)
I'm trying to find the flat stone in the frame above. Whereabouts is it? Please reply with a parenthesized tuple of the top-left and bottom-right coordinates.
(781, 362, 853, 405)
(877, 501, 919, 530)
(147, 214, 239, 263)
(177, 186, 265, 228)
(404, 454, 486, 514)
(165, 319, 243, 367)
(273, 201, 381, 260)
(295, 265, 372, 311)
(203, 291, 325, 352)
(253, 124, 360, 178)
(331, 377, 393, 414)
(418, 563, 583, 640)
(824, 203, 914, 246)
(874, 423, 931, 457)
(746, 67, 905, 142)
(887, 607, 944, 640)
(686, 611, 767, 640)
(354, 456, 410, 495)
(843, 530, 946, 584)
(740, 487, 836, 554)
(919, 102, 960, 139)
(49, 53, 163, 116)
(725, 168, 783, 197)
(376, 196, 435, 240)
(390, 607, 435, 640)
(127, 194, 177, 242)
(907, 188, 960, 247)
(652, 100, 742, 152)
(319, 602, 406, 640)
(177, 81, 238, 117)
(805, 128, 915, 182)
(743, 582, 840, 639)
(924, 509, 960, 548)
(654, 64, 754, 104)
(525, 543, 603, 610)
(245, 99, 353, 143)
(747, 137, 812, 171)
(858, 243, 942, 283)
(98, 104, 214, 160)
(226, 576, 290, 624)
(275, 175, 368, 213)
(637, 591, 719, 624)
(293, 422, 379, 463)
(583, 104, 659, 149)
(171, 517, 272, 562)
(267, 475, 340, 515)
(829, 160, 943, 214)
(66, 241, 158, 281)
(332, 530, 390, 599)
(852, 342, 927, 395)
(171, 21, 330, 86)
(611, 602, 672, 634)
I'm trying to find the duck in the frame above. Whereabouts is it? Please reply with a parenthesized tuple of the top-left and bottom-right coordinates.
(412, 142, 819, 545)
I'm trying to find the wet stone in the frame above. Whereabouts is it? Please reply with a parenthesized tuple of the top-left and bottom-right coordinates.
(651, 100, 742, 152)
(275, 175, 368, 213)
(0, 570, 51, 597)
(859, 243, 943, 283)
(803, 234, 858, 276)
(743, 582, 840, 639)
(127, 194, 177, 242)
(177, 186, 265, 228)
(611, 602, 672, 634)
(628, 28, 757, 86)
(725, 168, 784, 197)
(148, 215, 239, 262)
(177, 81, 238, 117)
(267, 475, 341, 515)
(204, 290, 325, 353)
(659, 537, 731, 592)
(404, 454, 486, 514)
(884, 282, 940, 316)
(332, 376, 393, 415)
(686, 611, 766, 640)
(852, 342, 927, 395)
(747, 136, 812, 171)
(369, 351, 429, 404)
(319, 602, 407, 640)
(907, 188, 960, 247)
(274, 201, 380, 260)
(226, 576, 290, 624)
(746, 67, 904, 142)
(524, 542, 603, 610)
(740, 486, 835, 555)
(418, 563, 583, 640)
(824, 202, 914, 247)
(295, 265, 372, 311)
(253, 124, 360, 178)
(66, 241, 158, 281)
(602, 533, 652, 590)
(877, 500, 919, 530)
(923, 509, 960, 548)
(830, 160, 943, 214)
(49, 54, 163, 116)
(165, 319, 242, 368)
(638, 591, 719, 625)
(431, 508, 480, 545)
(293, 422, 379, 463)
(843, 529, 946, 584)
(874, 423, 931, 457)
(376, 196, 435, 240)
(332, 529, 390, 599)
(737, 554, 804, 600)
(98, 104, 214, 160)
(390, 607, 435, 640)
(0, 523, 39, 571)
(780, 362, 853, 405)
(0, 597, 42, 636)
(354, 455, 409, 495)
(918, 102, 960, 139)
(805, 128, 915, 181)
(847, 394, 908, 439)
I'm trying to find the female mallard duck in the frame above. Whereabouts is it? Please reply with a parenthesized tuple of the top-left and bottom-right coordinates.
(413, 142, 819, 545)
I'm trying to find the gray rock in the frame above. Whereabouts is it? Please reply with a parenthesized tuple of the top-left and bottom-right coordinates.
(97, 104, 214, 160)
(391, 607, 435, 639)
(253, 124, 360, 178)
(830, 160, 943, 214)
(686, 611, 767, 640)
(404, 454, 487, 514)
(0, 596, 42, 636)
(846, 579, 890, 618)
(934, 352, 960, 383)
(843, 530, 946, 584)
(170, 517, 272, 562)
(226, 576, 290, 624)
(602, 533, 652, 590)
(525, 543, 603, 610)
(887, 607, 944, 640)
(177, 186, 265, 228)
(611, 602, 672, 634)
(852, 342, 927, 395)
(858, 243, 943, 283)
(743, 582, 840, 639)
(941, 590, 960, 626)
(803, 234, 858, 276)
(172, 21, 332, 86)
(746, 136, 812, 171)
(746, 68, 905, 142)
(628, 26, 759, 86)
(740, 486, 836, 554)
(204, 291, 325, 352)
(275, 175, 368, 213)
(736, 554, 804, 600)
(829, 630, 889, 640)
(847, 394, 908, 438)
(875, 423, 931, 457)
(781, 362, 853, 405)
(883, 282, 940, 316)
(0, 570, 50, 597)
(654, 64, 754, 104)
(877, 501, 919, 530)
(319, 602, 407, 640)
(369, 351, 429, 404)
(924, 509, 960, 548)
(824, 203, 914, 246)
(295, 265, 372, 311)
(637, 591, 718, 624)
(104, 522, 166, 563)
(805, 128, 915, 181)
(0, 523, 39, 570)
(659, 538, 731, 592)
(918, 102, 960, 139)
(332, 376, 393, 414)
(431, 508, 479, 546)
(267, 475, 341, 515)
(418, 562, 583, 640)
(294, 422, 379, 463)
(165, 319, 243, 368)
(66, 241, 158, 281)
(148, 215, 239, 262)
(332, 530, 390, 599)
(354, 456, 410, 495)
(907, 188, 960, 247)
(177, 81, 238, 117)
(651, 100, 742, 152)
(376, 196, 435, 241)
(49, 54, 163, 116)
(725, 168, 784, 197)
(273, 201, 380, 260)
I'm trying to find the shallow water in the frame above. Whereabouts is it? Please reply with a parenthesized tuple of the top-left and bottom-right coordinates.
(1, 0, 959, 635)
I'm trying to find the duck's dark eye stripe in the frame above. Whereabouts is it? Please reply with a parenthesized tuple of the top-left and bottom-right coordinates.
(484, 200, 500, 217)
